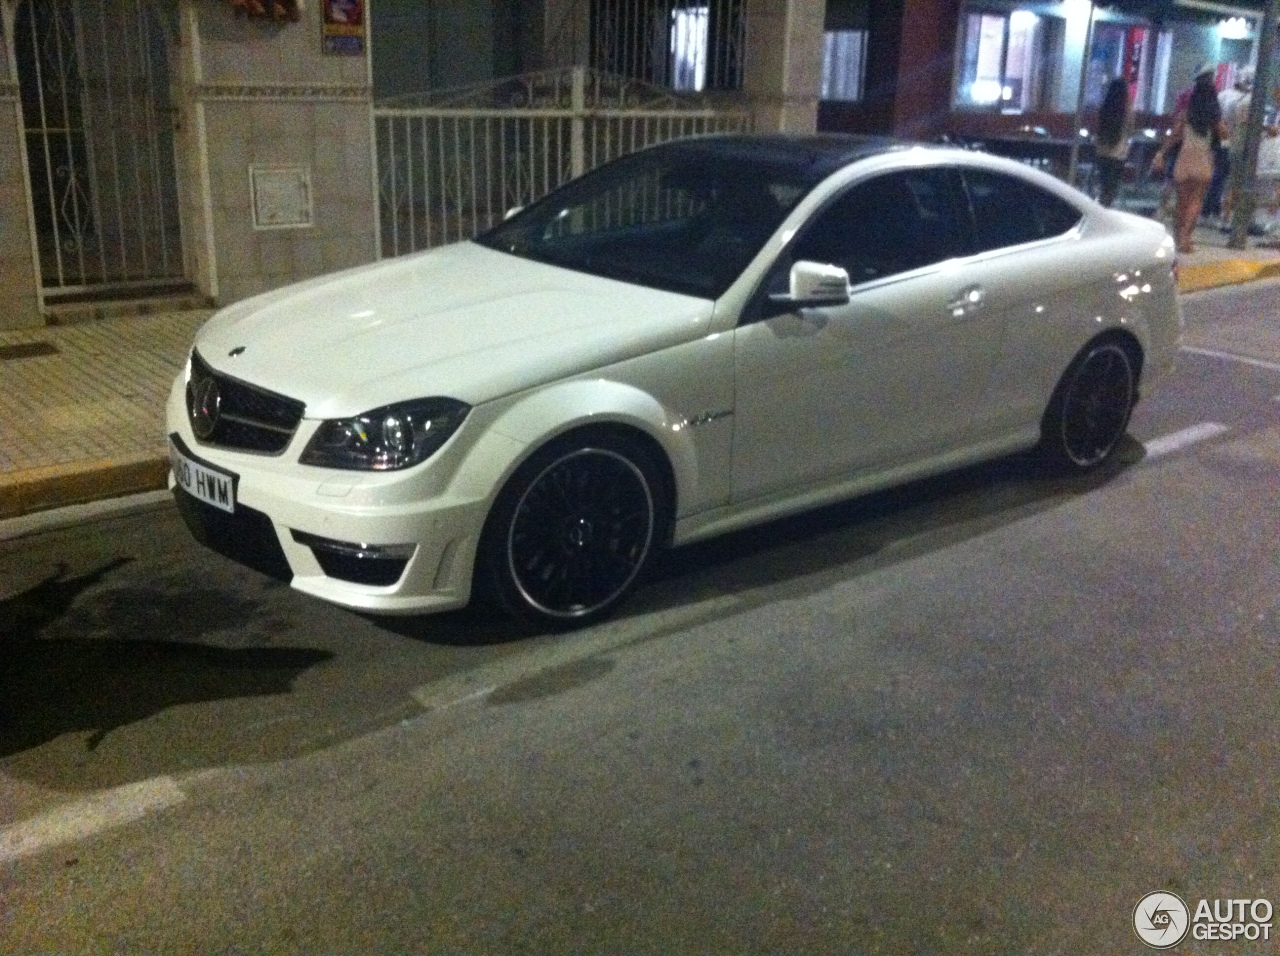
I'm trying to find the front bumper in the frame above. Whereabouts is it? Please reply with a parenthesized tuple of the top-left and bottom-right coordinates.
(166, 375, 496, 615)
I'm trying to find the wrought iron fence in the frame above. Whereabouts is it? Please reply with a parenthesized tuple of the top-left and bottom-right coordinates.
(14, 0, 186, 298)
(586, 0, 745, 92)
(373, 67, 752, 258)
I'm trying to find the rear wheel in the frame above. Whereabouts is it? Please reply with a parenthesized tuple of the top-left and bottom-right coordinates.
(478, 434, 664, 629)
(1040, 340, 1138, 472)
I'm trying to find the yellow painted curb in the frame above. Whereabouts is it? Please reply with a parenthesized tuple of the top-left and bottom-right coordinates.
(0, 456, 169, 519)
(1179, 258, 1280, 293)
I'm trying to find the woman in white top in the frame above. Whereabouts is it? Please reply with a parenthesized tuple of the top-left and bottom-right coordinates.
(1095, 78, 1131, 208)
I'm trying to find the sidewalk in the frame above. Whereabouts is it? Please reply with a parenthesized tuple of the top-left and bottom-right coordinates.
(1173, 220, 1280, 292)
(2, 224, 1279, 522)
(0, 309, 209, 519)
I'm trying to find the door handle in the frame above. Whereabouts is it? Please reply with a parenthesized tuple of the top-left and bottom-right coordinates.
(946, 285, 985, 317)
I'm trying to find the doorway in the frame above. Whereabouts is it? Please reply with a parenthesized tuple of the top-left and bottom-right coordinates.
(14, 0, 186, 301)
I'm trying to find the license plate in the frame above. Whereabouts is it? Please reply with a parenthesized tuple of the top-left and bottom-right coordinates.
(169, 435, 237, 514)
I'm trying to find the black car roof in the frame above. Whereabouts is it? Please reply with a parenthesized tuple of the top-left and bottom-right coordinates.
(654, 133, 906, 183)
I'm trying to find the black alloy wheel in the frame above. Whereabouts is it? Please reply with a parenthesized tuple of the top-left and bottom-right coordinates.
(1042, 340, 1137, 471)
(479, 435, 663, 628)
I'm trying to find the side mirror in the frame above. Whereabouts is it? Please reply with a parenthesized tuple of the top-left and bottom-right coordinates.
(769, 260, 850, 308)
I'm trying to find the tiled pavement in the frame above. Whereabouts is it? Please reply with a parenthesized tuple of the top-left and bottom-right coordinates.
(0, 310, 209, 518)
(1, 222, 1279, 521)
(0, 311, 208, 473)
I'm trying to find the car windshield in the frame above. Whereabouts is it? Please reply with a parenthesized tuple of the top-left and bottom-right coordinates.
(475, 142, 818, 298)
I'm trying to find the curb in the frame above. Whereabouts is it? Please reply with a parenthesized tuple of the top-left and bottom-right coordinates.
(0, 455, 169, 520)
(1178, 258, 1280, 293)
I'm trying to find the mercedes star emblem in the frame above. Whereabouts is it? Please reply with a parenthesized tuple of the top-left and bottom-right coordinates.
(191, 376, 222, 439)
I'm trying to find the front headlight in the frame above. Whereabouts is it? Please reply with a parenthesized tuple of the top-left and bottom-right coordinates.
(299, 398, 470, 471)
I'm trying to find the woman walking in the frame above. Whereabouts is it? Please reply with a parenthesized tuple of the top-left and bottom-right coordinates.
(1156, 71, 1228, 253)
(1095, 78, 1131, 208)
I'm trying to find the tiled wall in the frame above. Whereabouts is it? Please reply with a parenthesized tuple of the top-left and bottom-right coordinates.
(0, 6, 40, 330)
(0, 0, 376, 326)
(184, 1, 377, 307)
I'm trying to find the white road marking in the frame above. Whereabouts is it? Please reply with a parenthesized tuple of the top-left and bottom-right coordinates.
(1143, 422, 1230, 460)
(0, 776, 185, 862)
(413, 685, 495, 711)
(1181, 346, 1280, 373)
(407, 592, 746, 715)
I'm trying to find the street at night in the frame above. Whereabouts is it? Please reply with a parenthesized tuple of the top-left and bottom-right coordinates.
(2, 280, 1279, 953)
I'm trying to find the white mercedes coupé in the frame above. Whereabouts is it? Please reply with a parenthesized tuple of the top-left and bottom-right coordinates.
(167, 135, 1181, 628)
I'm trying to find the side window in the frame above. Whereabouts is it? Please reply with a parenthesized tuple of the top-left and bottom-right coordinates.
(962, 169, 1083, 252)
(791, 168, 970, 285)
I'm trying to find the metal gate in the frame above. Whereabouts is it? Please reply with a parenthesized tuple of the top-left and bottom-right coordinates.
(13, 0, 185, 300)
(374, 67, 752, 258)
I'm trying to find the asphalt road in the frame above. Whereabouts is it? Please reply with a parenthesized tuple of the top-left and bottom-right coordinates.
(2, 281, 1279, 954)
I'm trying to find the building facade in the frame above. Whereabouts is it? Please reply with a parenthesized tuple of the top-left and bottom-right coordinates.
(0, 0, 1267, 330)
(1, 0, 376, 330)
(820, 0, 1266, 141)
(0, 0, 826, 330)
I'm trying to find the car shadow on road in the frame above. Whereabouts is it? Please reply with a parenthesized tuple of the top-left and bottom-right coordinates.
(649, 442, 1143, 598)
(0, 559, 333, 759)
(0, 441, 1144, 792)
(382, 440, 1146, 653)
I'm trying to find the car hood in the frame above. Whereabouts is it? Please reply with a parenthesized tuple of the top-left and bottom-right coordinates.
(194, 243, 714, 419)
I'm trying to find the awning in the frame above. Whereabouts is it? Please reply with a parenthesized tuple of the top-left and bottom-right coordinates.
(1093, 0, 1259, 21)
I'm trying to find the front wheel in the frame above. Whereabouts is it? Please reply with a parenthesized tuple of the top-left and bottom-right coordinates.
(1040, 340, 1138, 472)
(477, 435, 664, 629)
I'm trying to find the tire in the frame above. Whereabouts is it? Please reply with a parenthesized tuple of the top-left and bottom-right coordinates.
(477, 434, 665, 629)
(1040, 339, 1138, 472)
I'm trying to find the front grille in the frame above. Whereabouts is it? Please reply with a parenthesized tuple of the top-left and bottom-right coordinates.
(187, 350, 305, 454)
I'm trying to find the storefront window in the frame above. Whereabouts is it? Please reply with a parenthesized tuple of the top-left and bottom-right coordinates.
(821, 29, 868, 101)
(955, 8, 1063, 112)
(1087, 23, 1136, 107)
(953, 1, 1184, 116)
(670, 6, 709, 90)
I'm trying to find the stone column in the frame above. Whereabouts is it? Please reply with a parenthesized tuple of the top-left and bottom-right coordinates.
(744, 0, 826, 133)
(0, 0, 42, 329)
